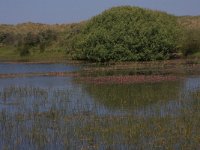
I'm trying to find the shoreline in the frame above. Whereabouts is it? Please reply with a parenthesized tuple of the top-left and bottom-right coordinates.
(0, 59, 83, 64)
(0, 58, 199, 64)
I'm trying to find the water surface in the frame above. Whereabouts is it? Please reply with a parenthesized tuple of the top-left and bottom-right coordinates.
(0, 63, 79, 74)
(0, 63, 200, 149)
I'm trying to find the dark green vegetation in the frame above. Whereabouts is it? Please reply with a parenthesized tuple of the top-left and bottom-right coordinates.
(73, 6, 181, 62)
(0, 6, 200, 62)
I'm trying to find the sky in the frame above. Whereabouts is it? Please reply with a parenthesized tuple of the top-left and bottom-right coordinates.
(0, 0, 200, 24)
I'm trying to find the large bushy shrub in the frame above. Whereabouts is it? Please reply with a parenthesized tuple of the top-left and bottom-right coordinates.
(73, 6, 182, 62)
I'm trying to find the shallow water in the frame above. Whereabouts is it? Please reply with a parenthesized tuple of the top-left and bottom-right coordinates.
(0, 76, 119, 116)
(0, 63, 79, 74)
(0, 63, 200, 149)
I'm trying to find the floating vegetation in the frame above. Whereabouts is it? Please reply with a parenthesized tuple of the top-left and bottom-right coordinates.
(78, 75, 180, 84)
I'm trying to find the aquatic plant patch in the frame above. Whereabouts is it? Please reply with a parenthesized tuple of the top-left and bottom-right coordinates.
(78, 75, 181, 84)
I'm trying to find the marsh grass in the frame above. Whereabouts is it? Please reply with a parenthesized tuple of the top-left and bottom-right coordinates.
(0, 82, 199, 149)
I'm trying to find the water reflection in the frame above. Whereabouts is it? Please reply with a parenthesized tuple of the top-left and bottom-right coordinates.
(84, 81, 182, 111)
(82, 78, 200, 117)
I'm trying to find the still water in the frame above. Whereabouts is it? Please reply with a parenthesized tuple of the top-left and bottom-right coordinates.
(0, 63, 200, 149)
(0, 63, 79, 74)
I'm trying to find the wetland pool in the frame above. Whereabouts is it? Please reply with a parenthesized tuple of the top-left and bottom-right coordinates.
(0, 63, 200, 149)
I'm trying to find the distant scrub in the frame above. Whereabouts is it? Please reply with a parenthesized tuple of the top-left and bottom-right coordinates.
(181, 28, 200, 56)
(72, 6, 182, 62)
(0, 22, 85, 57)
(178, 17, 200, 56)
(0, 32, 15, 45)
(0, 23, 82, 57)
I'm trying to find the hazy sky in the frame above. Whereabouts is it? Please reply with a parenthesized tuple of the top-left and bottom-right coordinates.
(0, 0, 200, 24)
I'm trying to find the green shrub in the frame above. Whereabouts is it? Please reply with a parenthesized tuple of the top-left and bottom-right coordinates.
(181, 28, 200, 56)
(73, 6, 182, 62)
(19, 45, 30, 56)
(38, 29, 57, 51)
(0, 32, 16, 45)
